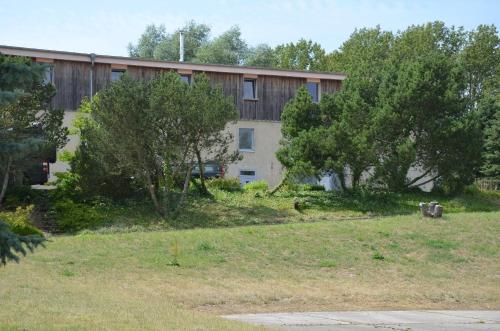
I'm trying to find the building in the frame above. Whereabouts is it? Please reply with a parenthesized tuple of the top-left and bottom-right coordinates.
(0, 45, 346, 187)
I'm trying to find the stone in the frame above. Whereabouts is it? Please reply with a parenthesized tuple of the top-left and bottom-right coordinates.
(428, 201, 438, 215)
(419, 202, 430, 217)
(433, 205, 443, 218)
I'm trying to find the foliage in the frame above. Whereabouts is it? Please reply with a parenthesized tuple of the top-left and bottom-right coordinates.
(300, 184, 325, 191)
(127, 24, 167, 59)
(0, 54, 67, 206)
(461, 24, 499, 111)
(129, 22, 247, 65)
(128, 21, 211, 62)
(0, 205, 42, 236)
(481, 109, 500, 179)
(278, 22, 488, 193)
(243, 180, 268, 191)
(194, 26, 248, 65)
(0, 219, 45, 266)
(273, 39, 328, 71)
(244, 44, 276, 67)
(66, 99, 141, 200)
(206, 177, 242, 192)
(51, 199, 104, 232)
(75, 72, 238, 215)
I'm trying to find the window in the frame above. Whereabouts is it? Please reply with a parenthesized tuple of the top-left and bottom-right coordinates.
(43, 65, 54, 85)
(180, 74, 191, 84)
(306, 82, 319, 103)
(111, 69, 125, 81)
(243, 79, 256, 100)
(239, 128, 254, 151)
(239, 170, 256, 186)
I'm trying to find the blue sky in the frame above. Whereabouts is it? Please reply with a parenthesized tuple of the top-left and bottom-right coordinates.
(0, 0, 498, 56)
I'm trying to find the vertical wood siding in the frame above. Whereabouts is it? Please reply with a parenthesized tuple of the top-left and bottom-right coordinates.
(50, 59, 341, 120)
(93, 63, 111, 94)
(127, 66, 164, 81)
(53, 60, 91, 110)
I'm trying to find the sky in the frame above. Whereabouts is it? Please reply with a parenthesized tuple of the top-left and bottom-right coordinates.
(0, 0, 498, 56)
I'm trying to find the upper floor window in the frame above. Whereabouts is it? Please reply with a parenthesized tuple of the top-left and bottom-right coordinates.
(239, 128, 254, 151)
(111, 69, 125, 81)
(43, 65, 54, 85)
(243, 79, 256, 100)
(180, 74, 191, 84)
(306, 82, 319, 103)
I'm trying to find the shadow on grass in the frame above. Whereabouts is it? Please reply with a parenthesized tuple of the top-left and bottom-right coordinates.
(284, 190, 500, 216)
(45, 188, 500, 234)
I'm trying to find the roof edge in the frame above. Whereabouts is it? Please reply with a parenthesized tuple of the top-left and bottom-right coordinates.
(0, 45, 346, 80)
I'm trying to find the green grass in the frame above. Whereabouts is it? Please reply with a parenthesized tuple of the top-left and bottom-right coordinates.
(1, 211, 499, 330)
(50, 188, 499, 233)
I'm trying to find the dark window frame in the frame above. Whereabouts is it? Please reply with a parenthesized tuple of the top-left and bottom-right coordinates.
(43, 65, 54, 85)
(306, 82, 320, 103)
(111, 69, 126, 81)
(238, 128, 255, 152)
(180, 74, 191, 84)
(243, 78, 257, 100)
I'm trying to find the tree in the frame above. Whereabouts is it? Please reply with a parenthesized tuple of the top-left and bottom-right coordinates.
(273, 39, 327, 71)
(278, 22, 486, 193)
(128, 24, 167, 59)
(461, 24, 499, 111)
(154, 21, 210, 62)
(84, 72, 238, 214)
(0, 54, 67, 206)
(374, 22, 482, 192)
(0, 220, 45, 266)
(244, 44, 276, 67)
(0, 54, 59, 265)
(481, 101, 500, 179)
(278, 85, 379, 191)
(182, 74, 239, 193)
(194, 26, 248, 65)
(91, 74, 169, 214)
(65, 98, 139, 199)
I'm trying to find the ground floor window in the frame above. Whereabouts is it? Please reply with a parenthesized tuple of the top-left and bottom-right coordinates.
(239, 128, 254, 151)
(239, 170, 256, 186)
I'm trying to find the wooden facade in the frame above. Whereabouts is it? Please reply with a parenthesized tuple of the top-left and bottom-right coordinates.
(0, 45, 345, 121)
(47, 60, 342, 121)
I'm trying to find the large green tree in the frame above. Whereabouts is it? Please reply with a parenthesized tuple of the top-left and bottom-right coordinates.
(0, 54, 67, 205)
(273, 39, 327, 71)
(0, 54, 63, 264)
(194, 26, 248, 65)
(278, 22, 486, 193)
(76, 72, 238, 214)
(373, 22, 482, 192)
(244, 44, 276, 67)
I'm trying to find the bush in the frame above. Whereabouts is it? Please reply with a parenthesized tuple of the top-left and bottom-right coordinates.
(300, 184, 325, 191)
(51, 199, 104, 232)
(0, 205, 43, 236)
(243, 180, 268, 191)
(206, 177, 242, 192)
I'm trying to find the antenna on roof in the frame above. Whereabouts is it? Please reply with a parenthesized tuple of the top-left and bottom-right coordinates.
(179, 30, 185, 62)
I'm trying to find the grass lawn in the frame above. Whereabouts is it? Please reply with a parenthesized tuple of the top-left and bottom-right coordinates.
(1, 211, 499, 330)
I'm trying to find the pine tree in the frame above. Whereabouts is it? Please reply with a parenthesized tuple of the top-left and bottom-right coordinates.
(482, 110, 500, 179)
(0, 220, 45, 266)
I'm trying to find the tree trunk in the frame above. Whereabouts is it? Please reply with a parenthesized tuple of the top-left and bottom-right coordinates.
(351, 172, 361, 191)
(0, 157, 12, 208)
(414, 175, 440, 188)
(269, 172, 289, 196)
(195, 149, 208, 195)
(146, 174, 164, 217)
(178, 164, 193, 208)
(405, 169, 432, 187)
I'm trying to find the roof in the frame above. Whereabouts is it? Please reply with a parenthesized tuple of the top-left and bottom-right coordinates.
(0, 45, 346, 81)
